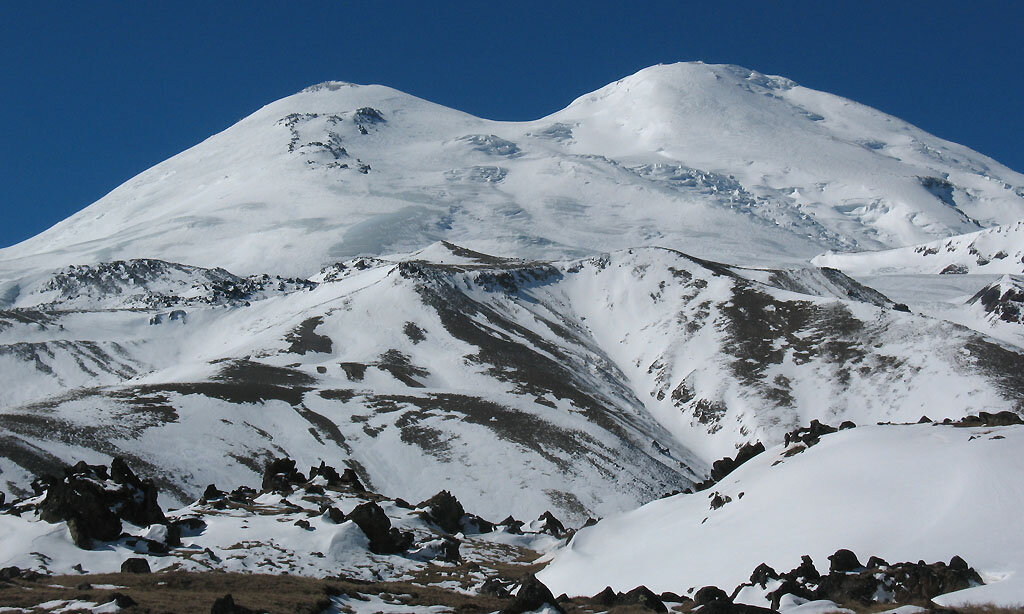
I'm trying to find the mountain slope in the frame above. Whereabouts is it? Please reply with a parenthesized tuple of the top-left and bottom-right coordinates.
(814, 220, 1024, 275)
(2, 62, 1023, 293)
(539, 422, 1024, 607)
(2, 246, 1023, 522)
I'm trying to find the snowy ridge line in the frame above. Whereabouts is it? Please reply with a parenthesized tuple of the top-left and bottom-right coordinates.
(540, 419, 1024, 608)
(814, 220, 1024, 276)
(2, 62, 1024, 280)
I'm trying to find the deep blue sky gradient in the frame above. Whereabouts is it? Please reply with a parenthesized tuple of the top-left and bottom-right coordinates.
(2, 1, 1022, 248)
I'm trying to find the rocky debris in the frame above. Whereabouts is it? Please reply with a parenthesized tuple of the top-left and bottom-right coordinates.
(693, 585, 780, 614)
(346, 501, 414, 555)
(709, 492, 733, 510)
(784, 419, 835, 447)
(952, 410, 1024, 427)
(584, 585, 670, 611)
(710, 442, 766, 482)
(536, 510, 567, 537)
(261, 458, 306, 493)
(121, 557, 151, 573)
(828, 548, 862, 573)
(211, 594, 258, 614)
(201, 484, 225, 502)
(417, 490, 465, 534)
(783, 419, 854, 452)
(691, 441, 766, 492)
(695, 586, 732, 606)
(619, 585, 668, 612)
(940, 264, 969, 275)
(969, 277, 1024, 324)
(110, 593, 138, 608)
(0, 566, 42, 584)
(502, 574, 563, 614)
(498, 515, 524, 534)
(35, 458, 167, 548)
(462, 513, 495, 534)
(353, 107, 385, 124)
(736, 550, 984, 609)
(308, 461, 365, 491)
(415, 535, 462, 562)
(480, 577, 512, 598)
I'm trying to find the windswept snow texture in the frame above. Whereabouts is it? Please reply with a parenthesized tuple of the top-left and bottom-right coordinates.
(2, 246, 1024, 523)
(815, 220, 1024, 275)
(539, 423, 1024, 607)
(2, 62, 1023, 288)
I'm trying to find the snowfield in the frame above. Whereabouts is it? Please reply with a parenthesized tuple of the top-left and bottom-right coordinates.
(1, 61, 1023, 612)
(539, 423, 1024, 607)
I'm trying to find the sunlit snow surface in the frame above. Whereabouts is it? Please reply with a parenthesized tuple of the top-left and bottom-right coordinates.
(540, 423, 1024, 607)
(1, 62, 1022, 288)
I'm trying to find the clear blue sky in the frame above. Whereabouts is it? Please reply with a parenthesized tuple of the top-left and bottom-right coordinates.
(2, 1, 1022, 249)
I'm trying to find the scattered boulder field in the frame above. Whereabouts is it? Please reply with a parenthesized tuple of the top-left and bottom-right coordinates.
(3, 415, 1021, 612)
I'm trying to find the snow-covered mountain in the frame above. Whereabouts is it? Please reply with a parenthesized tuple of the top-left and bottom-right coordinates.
(2, 62, 1023, 293)
(3, 62, 1024, 610)
(815, 220, 1024, 275)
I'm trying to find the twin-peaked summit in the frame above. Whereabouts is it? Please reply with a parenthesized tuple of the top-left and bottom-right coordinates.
(2, 62, 1023, 289)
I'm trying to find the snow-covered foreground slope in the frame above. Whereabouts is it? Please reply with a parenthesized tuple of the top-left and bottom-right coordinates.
(539, 422, 1024, 607)
(2, 62, 1023, 291)
(815, 220, 1024, 275)
(2, 245, 1023, 524)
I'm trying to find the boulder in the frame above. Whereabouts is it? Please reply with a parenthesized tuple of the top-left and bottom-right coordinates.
(40, 481, 122, 548)
(537, 511, 566, 536)
(480, 577, 512, 598)
(211, 594, 257, 614)
(261, 458, 306, 493)
(417, 490, 465, 534)
(499, 515, 524, 534)
(828, 548, 862, 573)
(620, 585, 667, 612)
(693, 585, 731, 606)
(346, 501, 412, 554)
(750, 563, 779, 587)
(591, 586, 618, 605)
(502, 574, 564, 614)
(121, 557, 151, 573)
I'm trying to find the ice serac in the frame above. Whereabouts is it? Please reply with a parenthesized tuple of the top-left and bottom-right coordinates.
(2, 62, 1023, 287)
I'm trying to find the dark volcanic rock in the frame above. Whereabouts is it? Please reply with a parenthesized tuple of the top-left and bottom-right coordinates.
(36, 458, 166, 548)
(537, 510, 567, 537)
(750, 563, 780, 587)
(480, 577, 512, 598)
(261, 457, 306, 493)
(502, 574, 564, 614)
(956, 411, 1023, 427)
(417, 490, 465, 534)
(499, 515, 524, 534)
(784, 420, 837, 448)
(620, 585, 667, 612)
(120, 557, 151, 573)
(828, 548, 863, 573)
(347, 501, 413, 554)
(710, 441, 766, 482)
(211, 594, 257, 614)
(756, 552, 984, 608)
(591, 586, 618, 605)
(40, 481, 122, 547)
(694, 586, 731, 606)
